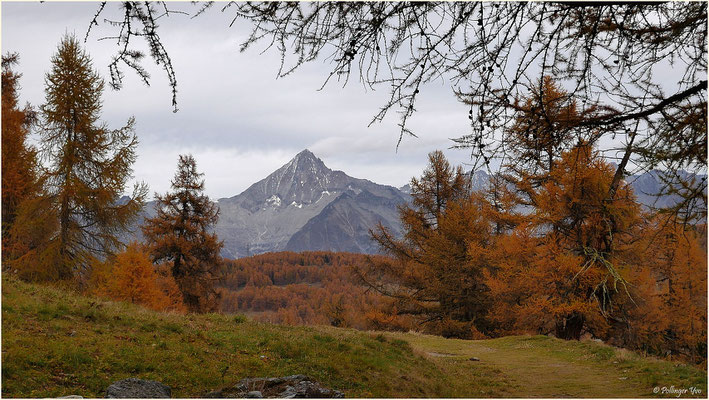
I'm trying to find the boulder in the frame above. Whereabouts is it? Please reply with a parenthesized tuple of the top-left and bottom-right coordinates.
(207, 375, 343, 398)
(105, 378, 171, 398)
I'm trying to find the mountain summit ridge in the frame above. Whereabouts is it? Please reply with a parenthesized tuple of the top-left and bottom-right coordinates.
(214, 149, 409, 258)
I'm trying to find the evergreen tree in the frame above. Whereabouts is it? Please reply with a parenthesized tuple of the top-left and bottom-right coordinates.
(142, 154, 223, 313)
(36, 35, 147, 281)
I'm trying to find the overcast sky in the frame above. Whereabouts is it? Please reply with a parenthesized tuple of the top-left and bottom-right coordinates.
(2, 2, 479, 200)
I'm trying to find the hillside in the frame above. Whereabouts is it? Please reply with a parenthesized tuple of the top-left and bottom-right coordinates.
(216, 252, 409, 330)
(2, 276, 706, 398)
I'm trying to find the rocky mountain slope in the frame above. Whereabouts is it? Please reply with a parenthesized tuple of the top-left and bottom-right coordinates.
(214, 149, 408, 258)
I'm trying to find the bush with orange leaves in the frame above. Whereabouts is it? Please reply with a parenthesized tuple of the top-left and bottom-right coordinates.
(89, 242, 185, 313)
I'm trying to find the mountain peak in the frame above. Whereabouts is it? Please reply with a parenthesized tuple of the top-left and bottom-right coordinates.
(287, 148, 328, 173)
(295, 148, 315, 158)
(291, 149, 327, 169)
(237, 149, 340, 206)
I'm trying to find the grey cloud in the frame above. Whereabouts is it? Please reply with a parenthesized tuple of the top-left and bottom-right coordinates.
(3, 2, 479, 199)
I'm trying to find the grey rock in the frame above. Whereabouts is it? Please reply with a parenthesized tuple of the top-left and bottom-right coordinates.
(278, 379, 344, 398)
(105, 378, 171, 398)
(285, 188, 405, 254)
(469, 357, 480, 361)
(209, 375, 343, 398)
(58, 396, 83, 399)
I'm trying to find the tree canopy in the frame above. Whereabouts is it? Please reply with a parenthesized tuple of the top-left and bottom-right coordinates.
(1, 53, 39, 263)
(355, 151, 495, 338)
(90, 242, 186, 313)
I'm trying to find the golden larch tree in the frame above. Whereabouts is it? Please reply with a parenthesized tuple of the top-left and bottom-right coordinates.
(618, 219, 707, 362)
(486, 143, 641, 340)
(1, 53, 40, 264)
(90, 242, 185, 312)
(35, 35, 147, 281)
(358, 151, 494, 338)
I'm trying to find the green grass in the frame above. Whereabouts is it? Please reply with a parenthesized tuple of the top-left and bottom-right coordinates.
(384, 332, 707, 398)
(2, 275, 706, 398)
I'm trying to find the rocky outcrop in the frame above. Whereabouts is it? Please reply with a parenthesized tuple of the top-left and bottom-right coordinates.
(105, 378, 171, 398)
(205, 375, 344, 398)
(285, 189, 404, 254)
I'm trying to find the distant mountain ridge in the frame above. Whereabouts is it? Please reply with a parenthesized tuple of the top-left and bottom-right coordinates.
(464, 169, 706, 212)
(213, 149, 408, 258)
(127, 151, 704, 259)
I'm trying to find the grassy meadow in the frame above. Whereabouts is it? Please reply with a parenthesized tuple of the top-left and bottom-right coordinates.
(2, 275, 706, 398)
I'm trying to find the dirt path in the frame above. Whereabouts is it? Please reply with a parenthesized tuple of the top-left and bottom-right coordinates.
(386, 333, 705, 398)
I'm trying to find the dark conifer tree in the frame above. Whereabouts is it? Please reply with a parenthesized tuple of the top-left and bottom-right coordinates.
(142, 154, 223, 313)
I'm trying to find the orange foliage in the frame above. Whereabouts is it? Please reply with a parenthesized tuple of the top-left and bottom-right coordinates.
(482, 137, 706, 363)
(217, 251, 413, 331)
(90, 243, 185, 313)
(1, 53, 40, 265)
(617, 220, 707, 362)
(507, 76, 586, 175)
(486, 143, 642, 340)
(357, 151, 495, 338)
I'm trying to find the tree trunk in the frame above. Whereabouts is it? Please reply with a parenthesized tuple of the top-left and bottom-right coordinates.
(555, 312, 585, 340)
(57, 125, 75, 281)
(58, 192, 71, 279)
